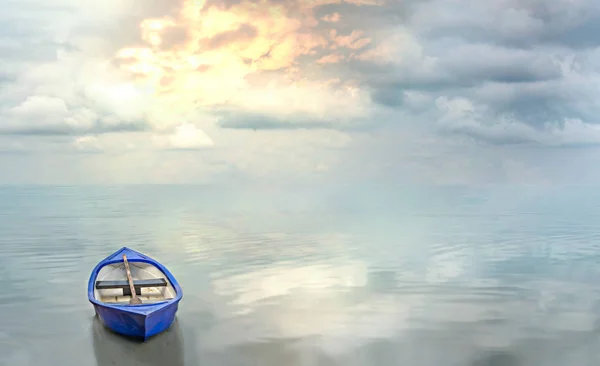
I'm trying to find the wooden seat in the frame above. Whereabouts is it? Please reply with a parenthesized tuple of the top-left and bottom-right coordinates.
(96, 278, 168, 296)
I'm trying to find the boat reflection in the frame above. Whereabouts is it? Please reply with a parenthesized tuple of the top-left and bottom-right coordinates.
(469, 350, 521, 366)
(91, 316, 185, 366)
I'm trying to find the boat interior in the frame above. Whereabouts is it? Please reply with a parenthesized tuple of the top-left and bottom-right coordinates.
(94, 262, 177, 304)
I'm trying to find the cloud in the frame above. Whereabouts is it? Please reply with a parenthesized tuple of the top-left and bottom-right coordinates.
(72, 135, 103, 153)
(105, 0, 381, 132)
(410, 0, 600, 49)
(3, 0, 600, 183)
(345, 3, 600, 148)
(5, 0, 598, 138)
(322, 12, 341, 22)
(0, 94, 148, 136)
(153, 123, 215, 150)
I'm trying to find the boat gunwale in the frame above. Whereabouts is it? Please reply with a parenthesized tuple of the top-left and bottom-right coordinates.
(87, 247, 183, 312)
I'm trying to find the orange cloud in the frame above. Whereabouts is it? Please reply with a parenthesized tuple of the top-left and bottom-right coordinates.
(322, 12, 341, 22)
(330, 30, 371, 50)
(113, 0, 382, 123)
(317, 53, 344, 64)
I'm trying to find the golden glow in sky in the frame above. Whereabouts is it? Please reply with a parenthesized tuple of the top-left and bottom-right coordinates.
(113, 0, 379, 123)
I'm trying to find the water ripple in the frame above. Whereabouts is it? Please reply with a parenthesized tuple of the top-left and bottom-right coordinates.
(2, 186, 600, 366)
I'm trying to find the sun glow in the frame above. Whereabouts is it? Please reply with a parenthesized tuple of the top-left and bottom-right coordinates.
(112, 0, 377, 121)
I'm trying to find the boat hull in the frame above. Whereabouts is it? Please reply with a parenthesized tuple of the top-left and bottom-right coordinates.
(88, 247, 183, 341)
(94, 300, 180, 340)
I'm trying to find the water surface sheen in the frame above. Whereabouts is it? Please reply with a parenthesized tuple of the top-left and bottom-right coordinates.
(2, 185, 600, 366)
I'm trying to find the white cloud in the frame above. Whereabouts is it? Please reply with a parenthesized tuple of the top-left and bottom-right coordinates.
(153, 123, 215, 150)
(72, 135, 103, 152)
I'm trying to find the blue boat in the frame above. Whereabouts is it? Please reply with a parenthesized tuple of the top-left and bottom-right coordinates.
(87, 247, 183, 341)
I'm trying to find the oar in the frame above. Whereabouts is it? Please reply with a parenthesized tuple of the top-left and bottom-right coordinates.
(122, 254, 143, 305)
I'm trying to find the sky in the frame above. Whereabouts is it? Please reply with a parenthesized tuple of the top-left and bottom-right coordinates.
(2, 0, 600, 184)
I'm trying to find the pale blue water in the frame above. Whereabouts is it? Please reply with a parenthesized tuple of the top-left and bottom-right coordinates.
(2, 185, 600, 365)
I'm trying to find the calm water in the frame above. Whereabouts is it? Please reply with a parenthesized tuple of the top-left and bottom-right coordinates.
(2, 185, 600, 366)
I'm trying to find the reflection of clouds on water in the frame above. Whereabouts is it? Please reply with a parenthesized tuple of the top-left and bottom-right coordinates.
(161, 222, 359, 266)
(206, 260, 424, 354)
(6, 187, 600, 366)
(199, 236, 600, 364)
(212, 261, 368, 306)
(426, 245, 472, 283)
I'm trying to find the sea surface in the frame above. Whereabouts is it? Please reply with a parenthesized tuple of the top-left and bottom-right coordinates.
(2, 185, 600, 366)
